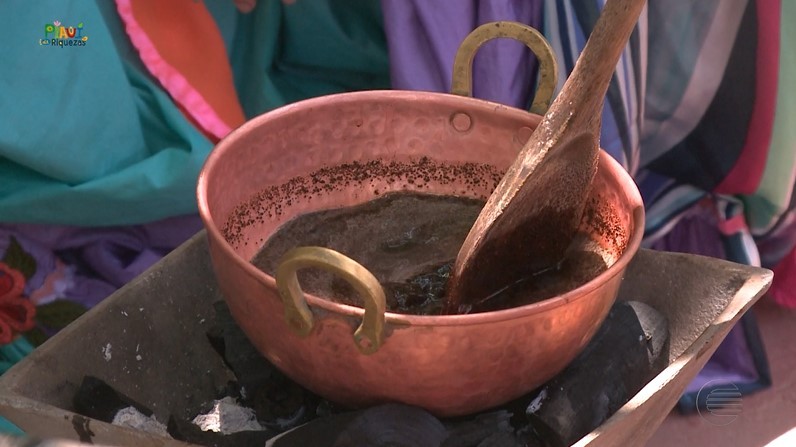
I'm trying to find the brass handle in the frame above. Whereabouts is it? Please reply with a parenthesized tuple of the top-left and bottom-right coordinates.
(451, 21, 558, 115)
(275, 246, 387, 355)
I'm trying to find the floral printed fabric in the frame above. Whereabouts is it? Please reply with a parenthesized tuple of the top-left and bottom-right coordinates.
(0, 233, 84, 349)
(0, 215, 203, 349)
(0, 260, 36, 345)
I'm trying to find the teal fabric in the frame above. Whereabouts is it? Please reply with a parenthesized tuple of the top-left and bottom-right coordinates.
(0, 418, 24, 436)
(230, 0, 390, 117)
(0, 0, 390, 226)
(0, 337, 34, 375)
(0, 337, 32, 435)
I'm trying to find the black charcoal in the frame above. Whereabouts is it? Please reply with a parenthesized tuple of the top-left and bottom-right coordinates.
(167, 416, 274, 447)
(73, 376, 153, 423)
(524, 300, 669, 445)
(333, 404, 447, 447)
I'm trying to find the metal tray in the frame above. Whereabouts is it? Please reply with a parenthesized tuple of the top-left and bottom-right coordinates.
(0, 232, 772, 446)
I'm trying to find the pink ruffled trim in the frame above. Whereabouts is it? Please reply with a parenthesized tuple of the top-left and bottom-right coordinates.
(115, 0, 232, 140)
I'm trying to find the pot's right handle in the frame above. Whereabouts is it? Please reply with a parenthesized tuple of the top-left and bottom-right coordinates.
(451, 21, 558, 115)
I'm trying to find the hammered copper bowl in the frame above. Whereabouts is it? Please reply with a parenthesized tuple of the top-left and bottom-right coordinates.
(197, 91, 644, 417)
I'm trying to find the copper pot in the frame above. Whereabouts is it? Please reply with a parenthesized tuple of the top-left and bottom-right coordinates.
(197, 23, 644, 417)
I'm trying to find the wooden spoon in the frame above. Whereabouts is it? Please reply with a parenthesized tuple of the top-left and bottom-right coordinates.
(445, 0, 646, 313)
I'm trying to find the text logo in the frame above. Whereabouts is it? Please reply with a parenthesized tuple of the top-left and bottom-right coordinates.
(697, 380, 742, 426)
(39, 20, 88, 47)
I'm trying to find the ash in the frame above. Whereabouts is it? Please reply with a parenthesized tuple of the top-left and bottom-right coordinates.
(192, 396, 265, 434)
(112, 406, 170, 438)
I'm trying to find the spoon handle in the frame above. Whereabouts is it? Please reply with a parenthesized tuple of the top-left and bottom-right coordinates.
(542, 0, 646, 137)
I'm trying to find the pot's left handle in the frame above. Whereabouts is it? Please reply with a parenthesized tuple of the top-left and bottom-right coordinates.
(275, 246, 386, 355)
(451, 21, 558, 115)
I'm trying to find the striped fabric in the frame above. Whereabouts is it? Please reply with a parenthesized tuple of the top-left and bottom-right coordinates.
(544, 0, 796, 307)
(383, 0, 795, 305)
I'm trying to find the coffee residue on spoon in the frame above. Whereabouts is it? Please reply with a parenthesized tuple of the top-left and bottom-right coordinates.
(252, 192, 608, 315)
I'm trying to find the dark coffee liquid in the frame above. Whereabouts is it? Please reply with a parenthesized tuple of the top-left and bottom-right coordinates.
(252, 192, 607, 315)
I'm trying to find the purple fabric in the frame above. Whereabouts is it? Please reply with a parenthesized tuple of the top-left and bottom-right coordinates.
(381, 0, 544, 109)
(684, 327, 759, 394)
(0, 215, 203, 309)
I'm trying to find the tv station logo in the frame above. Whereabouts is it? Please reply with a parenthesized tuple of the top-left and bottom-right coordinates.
(39, 20, 88, 47)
